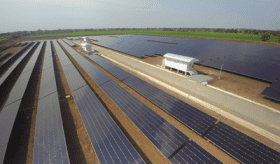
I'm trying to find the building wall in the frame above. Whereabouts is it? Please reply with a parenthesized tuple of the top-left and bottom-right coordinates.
(165, 58, 193, 72)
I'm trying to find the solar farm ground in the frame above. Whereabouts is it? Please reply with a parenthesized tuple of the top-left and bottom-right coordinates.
(1, 37, 280, 164)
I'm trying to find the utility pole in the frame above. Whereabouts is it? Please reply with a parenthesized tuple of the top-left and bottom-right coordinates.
(219, 64, 223, 79)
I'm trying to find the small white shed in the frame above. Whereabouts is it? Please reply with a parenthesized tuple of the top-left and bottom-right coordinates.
(164, 53, 199, 75)
(81, 42, 92, 53)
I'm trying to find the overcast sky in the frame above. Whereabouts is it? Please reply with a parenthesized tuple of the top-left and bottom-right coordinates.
(1, 0, 279, 33)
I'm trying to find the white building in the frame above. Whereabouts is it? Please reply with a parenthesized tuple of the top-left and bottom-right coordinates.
(81, 42, 92, 53)
(164, 53, 199, 75)
(81, 36, 89, 42)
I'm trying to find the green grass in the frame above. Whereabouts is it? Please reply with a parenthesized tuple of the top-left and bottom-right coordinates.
(31, 30, 279, 43)
(0, 36, 11, 41)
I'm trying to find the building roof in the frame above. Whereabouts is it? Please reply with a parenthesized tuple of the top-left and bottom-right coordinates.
(164, 53, 199, 63)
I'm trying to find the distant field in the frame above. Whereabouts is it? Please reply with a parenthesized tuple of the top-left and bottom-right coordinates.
(32, 30, 279, 43)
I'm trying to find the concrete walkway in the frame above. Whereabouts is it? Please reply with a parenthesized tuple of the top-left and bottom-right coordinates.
(79, 41, 280, 144)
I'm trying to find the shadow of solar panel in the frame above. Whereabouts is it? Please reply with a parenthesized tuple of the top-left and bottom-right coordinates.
(4, 70, 33, 107)
(123, 75, 217, 136)
(205, 122, 280, 164)
(39, 67, 57, 99)
(170, 140, 222, 164)
(0, 100, 21, 164)
(100, 80, 189, 158)
(72, 85, 145, 164)
(80, 62, 112, 86)
(62, 64, 87, 91)
(34, 92, 70, 164)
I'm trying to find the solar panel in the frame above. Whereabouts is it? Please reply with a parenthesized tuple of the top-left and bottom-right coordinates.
(0, 43, 36, 87)
(39, 67, 57, 99)
(89, 35, 280, 82)
(106, 66, 131, 81)
(52, 40, 73, 67)
(100, 80, 189, 158)
(22, 42, 44, 73)
(33, 92, 70, 164)
(58, 40, 78, 55)
(80, 62, 112, 86)
(62, 39, 76, 47)
(0, 100, 21, 164)
(62, 64, 87, 91)
(44, 41, 52, 59)
(205, 122, 280, 164)
(4, 70, 33, 106)
(261, 87, 280, 101)
(123, 75, 217, 136)
(71, 54, 89, 65)
(72, 85, 145, 164)
(170, 140, 223, 164)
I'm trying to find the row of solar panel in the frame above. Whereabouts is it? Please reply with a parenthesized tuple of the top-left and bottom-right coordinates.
(33, 40, 70, 164)
(62, 39, 76, 47)
(59, 41, 222, 163)
(82, 52, 280, 163)
(0, 41, 45, 164)
(0, 43, 34, 86)
(83, 35, 280, 82)
(261, 77, 280, 101)
(56, 39, 146, 163)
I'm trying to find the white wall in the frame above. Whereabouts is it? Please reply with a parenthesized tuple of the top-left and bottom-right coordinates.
(165, 58, 194, 72)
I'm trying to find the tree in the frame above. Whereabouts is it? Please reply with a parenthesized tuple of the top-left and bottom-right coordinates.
(277, 34, 280, 43)
(260, 33, 270, 41)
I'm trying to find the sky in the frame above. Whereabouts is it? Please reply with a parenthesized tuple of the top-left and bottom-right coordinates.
(0, 0, 279, 33)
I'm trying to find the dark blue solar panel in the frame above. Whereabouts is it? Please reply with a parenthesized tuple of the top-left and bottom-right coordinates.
(123, 75, 217, 136)
(205, 122, 280, 164)
(261, 87, 280, 101)
(72, 85, 145, 164)
(58, 39, 79, 55)
(4, 70, 33, 106)
(0, 100, 21, 164)
(22, 42, 43, 73)
(89, 35, 280, 82)
(62, 39, 76, 47)
(62, 64, 87, 91)
(39, 67, 57, 99)
(0, 43, 36, 87)
(80, 62, 111, 86)
(71, 54, 89, 65)
(100, 80, 189, 158)
(170, 140, 222, 164)
(85, 53, 103, 63)
(33, 92, 70, 164)
(52, 40, 73, 67)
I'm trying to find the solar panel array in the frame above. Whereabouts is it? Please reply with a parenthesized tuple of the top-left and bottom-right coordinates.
(34, 93, 70, 164)
(100, 80, 189, 158)
(72, 85, 145, 164)
(261, 78, 280, 101)
(0, 100, 21, 164)
(85, 53, 217, 136)
(0, 42, 44, 163)
(0, 43, 35, 87)
(205, 122, 280, 164)
(170, 140, 223, 164)
(123, 75, 217, 136)
(62, 39, 76, 47)
(54, 40, 145, 163)
(33, 41, 70, 163)
(4, 42, 43, 106)
(52, 40, 73, 67)
(87, 35, 280, 82)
